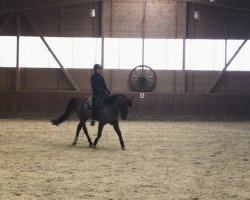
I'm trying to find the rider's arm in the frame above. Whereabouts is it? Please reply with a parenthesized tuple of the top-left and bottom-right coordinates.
(91, 75, 100, 92)
(102, 77, 110, 94)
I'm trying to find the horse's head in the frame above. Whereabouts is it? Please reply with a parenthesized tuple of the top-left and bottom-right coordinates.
(119, 96, 133, 120)
(104, 94, 133, 120)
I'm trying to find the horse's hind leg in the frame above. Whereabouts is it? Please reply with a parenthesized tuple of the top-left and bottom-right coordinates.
(82, 122, 93, 147)
(72, 122, 83, 145)
(93, 123, 104, 148)
(112, 121, 125, 150)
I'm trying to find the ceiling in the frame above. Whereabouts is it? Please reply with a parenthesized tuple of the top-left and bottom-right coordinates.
(0, 0, 101, 13)
(181, 0, 250, 12)
(1, 0, 250, 13)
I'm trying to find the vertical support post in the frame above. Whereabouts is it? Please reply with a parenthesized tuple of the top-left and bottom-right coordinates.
(16, 12, 21, 90)
(141, 0, 147, 66)
(224, 39, 228, 92)
(142, 39, 145, 66)
(101, 0, 105, 67)
(182, 39, 186, 93)
(59, 6, 64, 36)
(92, 2, 95, 37)
(175, 0, 178, 37)
(225, 39, 227, 66)
(110, 0, 113, 37)
(193, 4, 197, 38)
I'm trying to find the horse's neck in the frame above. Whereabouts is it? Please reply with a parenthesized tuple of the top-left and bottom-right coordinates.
(104, 96, 123, 109)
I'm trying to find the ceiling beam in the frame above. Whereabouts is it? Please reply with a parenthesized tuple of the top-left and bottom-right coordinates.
(0, 0, 102, 13)
(181, 0, 250, 12)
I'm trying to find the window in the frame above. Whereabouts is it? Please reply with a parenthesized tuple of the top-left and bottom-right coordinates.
(0, 36, 249, 71)
(144, 39, 168, 69)
(119, 38, 142, 69)
(0, 36, 16, 67)
(166, 39, 183, 70)
(104, 38, 120, 69)
(18, 37, 101, 68)
(227, 40, 250, 71)
(186, 39, 225, 71)
(20, 36, 49, 68)
(72, 37, 101, 68)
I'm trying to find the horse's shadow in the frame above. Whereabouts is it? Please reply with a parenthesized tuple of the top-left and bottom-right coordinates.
(46, 140, 128, 153)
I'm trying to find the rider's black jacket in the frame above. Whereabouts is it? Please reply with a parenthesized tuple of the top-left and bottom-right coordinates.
(91, 72, 110, 97)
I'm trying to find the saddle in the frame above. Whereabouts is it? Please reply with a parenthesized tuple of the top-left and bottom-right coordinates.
(84, 98, 93, 111)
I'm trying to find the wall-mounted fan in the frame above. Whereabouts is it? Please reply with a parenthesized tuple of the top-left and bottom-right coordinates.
(129, 65, 156, 92)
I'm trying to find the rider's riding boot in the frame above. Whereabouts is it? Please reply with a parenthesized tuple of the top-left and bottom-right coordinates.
(90, 109, 98, 126)
(90, 120, 95, 126)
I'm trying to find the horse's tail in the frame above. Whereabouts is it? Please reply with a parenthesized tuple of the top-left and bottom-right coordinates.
(51, 98, 77, 125)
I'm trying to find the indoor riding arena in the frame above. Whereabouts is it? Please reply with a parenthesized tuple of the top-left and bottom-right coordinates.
(0, 1, 249, 200)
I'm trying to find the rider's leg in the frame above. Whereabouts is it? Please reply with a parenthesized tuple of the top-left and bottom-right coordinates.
(91, 96, 99, 126)
(90, 107, 97, 126)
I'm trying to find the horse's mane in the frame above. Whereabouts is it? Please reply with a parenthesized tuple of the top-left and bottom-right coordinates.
(104, 94, 126, 105)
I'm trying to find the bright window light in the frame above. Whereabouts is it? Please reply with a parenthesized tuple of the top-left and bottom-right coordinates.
(119, 38, 142, 69)
(46, 37, 73, 68)
(144, 39, 183, 70)
(227, 40, 243, 71)
(72, 37, 101, 68)
(238, 41, 250, 71)
(0, 36, 249, 71)
(104, 38, 120, 69)
(20, 36, 49, 68)
(214, 40, 226, 71)
(186, 39, 225, 70)
(227, 40, 250, 71)
(144, 39, 168, 69)
(166, 39, 183, 70)
(0, 36, 17, 67)
(19, 37, 101, 68)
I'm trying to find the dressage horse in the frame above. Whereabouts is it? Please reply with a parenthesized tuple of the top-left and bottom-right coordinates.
(51, 94, 133, 150)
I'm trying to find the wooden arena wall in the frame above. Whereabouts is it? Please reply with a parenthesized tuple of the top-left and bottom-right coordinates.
(0, 68, 250, 93)
(0, 90, 249, 117)
(1, 0, 250, 39)
(0, 68, 250, 117)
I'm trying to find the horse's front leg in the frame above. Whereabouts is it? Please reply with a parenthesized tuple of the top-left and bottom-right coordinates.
(112, 121, 125, 150)
(82, 122, 93, 147)
(93, 122, 104, 148)
(73, 122, 83, 145)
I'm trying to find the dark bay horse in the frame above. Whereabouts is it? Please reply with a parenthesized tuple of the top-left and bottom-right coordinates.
(51, 94, 133, 150)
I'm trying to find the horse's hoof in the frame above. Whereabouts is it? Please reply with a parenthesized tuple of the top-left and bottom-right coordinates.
(50, 120, 58, 126)
(121, 146, 126, 150)
(72, 142, 76, 146)
(89, 143, 93, 148)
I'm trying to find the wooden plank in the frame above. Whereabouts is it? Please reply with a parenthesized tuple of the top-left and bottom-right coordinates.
(101, 0, 105, 66)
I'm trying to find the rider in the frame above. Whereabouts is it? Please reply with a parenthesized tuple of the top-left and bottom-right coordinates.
(90, 64, 110, 126)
